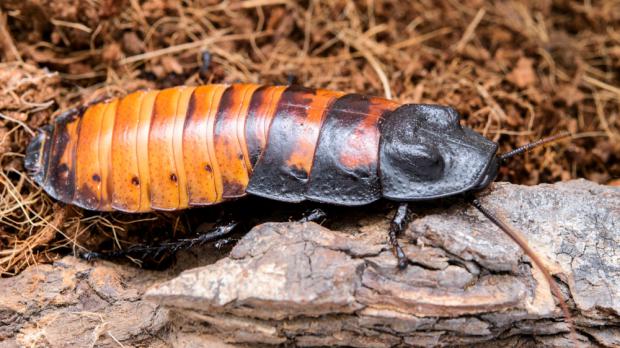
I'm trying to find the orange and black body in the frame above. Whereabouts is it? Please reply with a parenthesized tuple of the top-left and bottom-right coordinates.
(25, 84, 499, 212)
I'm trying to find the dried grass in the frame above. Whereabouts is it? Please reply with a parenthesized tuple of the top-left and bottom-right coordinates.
(0, 0, 618, 275)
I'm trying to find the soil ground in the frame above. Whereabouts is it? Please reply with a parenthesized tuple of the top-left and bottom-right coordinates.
(0, 0, 619, 276)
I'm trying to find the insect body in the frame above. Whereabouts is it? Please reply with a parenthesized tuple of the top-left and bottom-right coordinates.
(25, 83, 499, 212)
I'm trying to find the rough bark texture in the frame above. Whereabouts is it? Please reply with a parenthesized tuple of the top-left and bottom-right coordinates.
(1, 180, 618, 347)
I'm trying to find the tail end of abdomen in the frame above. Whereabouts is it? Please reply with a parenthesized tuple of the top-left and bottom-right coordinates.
(25, 125, 53, 187)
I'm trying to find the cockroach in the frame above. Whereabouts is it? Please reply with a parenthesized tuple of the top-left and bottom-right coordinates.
(24, 83, 577, 343)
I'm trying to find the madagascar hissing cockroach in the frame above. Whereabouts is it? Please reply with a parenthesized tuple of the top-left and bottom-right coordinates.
(24, 83, 576, 341)
(26, 83, 503, 212)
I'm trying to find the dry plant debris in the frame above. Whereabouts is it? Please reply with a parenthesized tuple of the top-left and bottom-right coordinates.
(0, 0, 619, 276)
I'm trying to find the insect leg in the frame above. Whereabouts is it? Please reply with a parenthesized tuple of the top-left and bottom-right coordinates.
(79, 220, 239, 261)
(286, 74, 298, 85)
(201, 51, 212, 73)
(389, 203, 411, 269)
(214, 237, 235, 250)
(298, 208, 327, 223)
(206, 208, 326, 251)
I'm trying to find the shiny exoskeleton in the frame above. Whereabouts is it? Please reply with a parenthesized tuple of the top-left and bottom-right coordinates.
(25, 84, 499, 212)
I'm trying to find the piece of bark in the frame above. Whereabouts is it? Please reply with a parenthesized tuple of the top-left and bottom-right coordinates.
(147, 180, 620, 347)
(1, 180, 618, 347)
(0, 257, 170, 347)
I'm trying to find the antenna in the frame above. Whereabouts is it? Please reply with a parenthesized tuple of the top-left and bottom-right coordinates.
(499, 131, 572, 161)
(470, 197, 580, 347)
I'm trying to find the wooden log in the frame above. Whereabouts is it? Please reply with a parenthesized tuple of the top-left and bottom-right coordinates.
(147, 180, 620, 347)
(1, 180, 618, 347)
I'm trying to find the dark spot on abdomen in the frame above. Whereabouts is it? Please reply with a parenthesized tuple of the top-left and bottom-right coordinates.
(57, 163, 69, 179)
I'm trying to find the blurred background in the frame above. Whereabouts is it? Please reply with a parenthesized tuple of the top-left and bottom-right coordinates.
(0, 0, 619, 275)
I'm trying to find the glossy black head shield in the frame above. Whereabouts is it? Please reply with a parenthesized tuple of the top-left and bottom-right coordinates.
(379, 104, 499, 200)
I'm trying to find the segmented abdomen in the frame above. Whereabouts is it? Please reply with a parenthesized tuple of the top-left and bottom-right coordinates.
(38, 84, 399, 212)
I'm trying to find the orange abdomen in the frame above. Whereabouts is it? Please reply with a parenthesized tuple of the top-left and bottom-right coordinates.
(29, 84, 399, 212)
